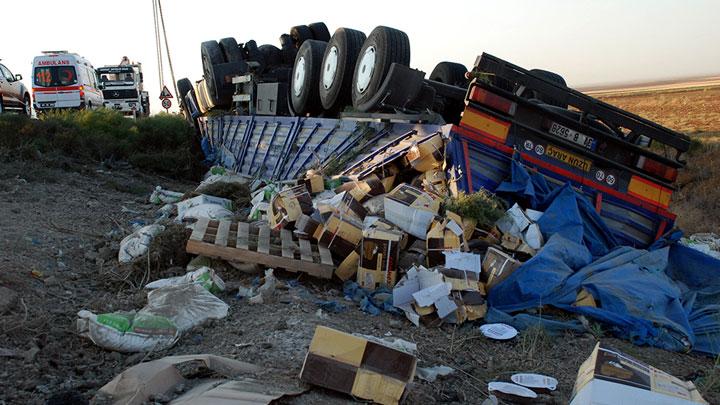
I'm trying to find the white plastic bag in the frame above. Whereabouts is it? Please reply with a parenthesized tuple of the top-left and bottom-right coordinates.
(176, 195, 233, 222)
(180, 203, 233, 222)
(145, 267, 226, 294)
(77, 310, 179, 352)
(141, 284, 229, 332)
(149, 186, 184, 204)
(118, 224, 165, 263)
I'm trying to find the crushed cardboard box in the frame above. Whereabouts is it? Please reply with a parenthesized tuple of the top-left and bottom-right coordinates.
(570, 343, 708, 405)
(268, 184, 313, 229)
(300, 326, 417, 405)
(358, 227, 404, 289)
(318, 213, 363, 260)
(384, 184, 440, 239)
(482, 247, 522, 291)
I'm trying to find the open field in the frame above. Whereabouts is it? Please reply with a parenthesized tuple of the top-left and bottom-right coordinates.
(590, 78, 720, 134)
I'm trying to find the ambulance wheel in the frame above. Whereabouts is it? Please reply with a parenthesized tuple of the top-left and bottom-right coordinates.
(308, 22, 331, 42)
(319, 28, 366, 111)
(291, 39, 327, 115)
(219, 37, 243, 63)
(290, 25, 313, 48)
(201, 41, 223, 100)
(351, 26, 410, 109)
(429, 62, 469, 87)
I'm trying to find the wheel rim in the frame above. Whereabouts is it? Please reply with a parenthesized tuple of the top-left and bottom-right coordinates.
(24, 98, 31, 115)
(322, 46, 339, 90)
(293, 56, 306, 97)
(355, 46, 376, 94)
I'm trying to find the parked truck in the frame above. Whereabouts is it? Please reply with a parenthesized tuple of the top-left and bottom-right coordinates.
(180, 22, 689, 248)
(98, 57, 149, 118)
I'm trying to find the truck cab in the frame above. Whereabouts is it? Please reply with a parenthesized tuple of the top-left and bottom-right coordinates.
(97, 58, 149, 118)
(32, 51, 104, 112)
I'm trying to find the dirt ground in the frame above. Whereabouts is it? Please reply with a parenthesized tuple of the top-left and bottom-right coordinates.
(595, 85, 720, 134)
(0, 156, 717, 404)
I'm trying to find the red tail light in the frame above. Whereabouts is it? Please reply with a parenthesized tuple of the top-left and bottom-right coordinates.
(79, 85, 85, 99)
(468, 86, 516, 115)
(637, 156, 678, 182)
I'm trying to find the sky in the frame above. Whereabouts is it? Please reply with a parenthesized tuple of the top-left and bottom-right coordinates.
(2, 0, 718, 114)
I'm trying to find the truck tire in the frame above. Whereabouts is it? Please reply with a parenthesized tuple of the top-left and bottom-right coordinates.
(243, 40, 264, 71)
(319, 28, 366, 111)
(259, 44, 282, 68)
(291, 40, 327, 115)
(351, 26, 410, 109)
(219, 37, 243, 63)
(177, 78, 193, 100)
(526, 69, 567, 108)
(308, 22, 331, 42)
(290, 25, 313, 48)
(201, 41, 224, 100)
(429, 62, 468, 87)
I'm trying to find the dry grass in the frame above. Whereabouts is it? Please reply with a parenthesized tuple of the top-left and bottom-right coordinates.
(597, 86, 720, 134)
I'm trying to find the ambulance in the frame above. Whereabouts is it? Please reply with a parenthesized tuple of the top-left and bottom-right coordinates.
(32, 51, 104, 112)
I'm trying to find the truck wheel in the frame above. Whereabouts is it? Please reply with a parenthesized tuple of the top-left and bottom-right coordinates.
(259, 45, 282, 69)
(177, 78, 193, 99)
(430, 62, 468, 87)
(308, 22, 331, 42)
(219, 37, 243, 63)
(526, 69, 567, 108)
(319, 28, 366, 111)
(290, 25, 313, 48)
(291, 39, 327, 115)
(351, 26, 410, 109)
(243, 40, 264, 71)
(201, 40, 224, 100)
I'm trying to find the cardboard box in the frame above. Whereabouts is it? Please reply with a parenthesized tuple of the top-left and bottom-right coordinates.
(318, 214, 363, 259)
(439, 267, 480, 292)
(384, 184, 440, 239)
(317, 191, 367, 221)
(335, 250, 360, 281)
(446, 211, 477, 241)
(336, 174, 386, 203)
(426, 218, 465, 267)
(421, 169, 448, 196)
(357, 227, 404, 289)
(405, 133, 444, 172)
(570, 343, 708, 405)
(482, 247, 522, 290)
(300, 326, 417, 405)
(303, 170, 325, 194)
(294, 214, 323, 241)
(268, 185, 313, 229)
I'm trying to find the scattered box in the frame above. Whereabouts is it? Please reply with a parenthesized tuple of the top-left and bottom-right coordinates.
(268, 185, 313, 229)
(336, 174, 385, 203)
(335, 250, 360, 281)
(357, 227, 404, 289)
(482, 247, 522, 290)
(303, 171, 325, 194)
(300, 326, 417, 405)
(384, 184, 440, 239)
(318, 214, 363, 259)
(405, 133, 444, 172)
(570, 343, 708, 405)
(317, 191, 367, 221)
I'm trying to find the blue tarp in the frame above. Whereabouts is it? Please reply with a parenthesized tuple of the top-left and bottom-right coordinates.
(488, 161, 720, 355)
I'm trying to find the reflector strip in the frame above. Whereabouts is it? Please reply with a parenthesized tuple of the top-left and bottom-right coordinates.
(460, 109, 510, 142)
(627, 175, 672, 209)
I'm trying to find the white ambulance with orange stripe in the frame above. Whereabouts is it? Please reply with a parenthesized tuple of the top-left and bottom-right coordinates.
(32, 51, 104, 112)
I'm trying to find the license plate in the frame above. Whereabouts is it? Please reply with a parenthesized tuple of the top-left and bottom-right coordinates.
(549, 122, 595, 150)
(39, 102, 55, 108)
(545, 145, 592, 172)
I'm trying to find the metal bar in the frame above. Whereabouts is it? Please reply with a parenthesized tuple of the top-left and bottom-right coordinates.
(477, 53, 690, 152)
(259, 121, 281, 177)
(236, 115, 257, 169)
(271, 117, 301, 180)
(282, 122, 321, 179)
(247, 120, 269, 175)
(341, 129, 415, 175)
(292, 126, 338, 178)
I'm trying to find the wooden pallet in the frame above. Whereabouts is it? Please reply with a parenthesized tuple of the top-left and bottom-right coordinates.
(186, 218, 335, 279)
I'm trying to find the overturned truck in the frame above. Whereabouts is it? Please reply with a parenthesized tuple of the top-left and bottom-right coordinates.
(179, 22, 690, 248)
